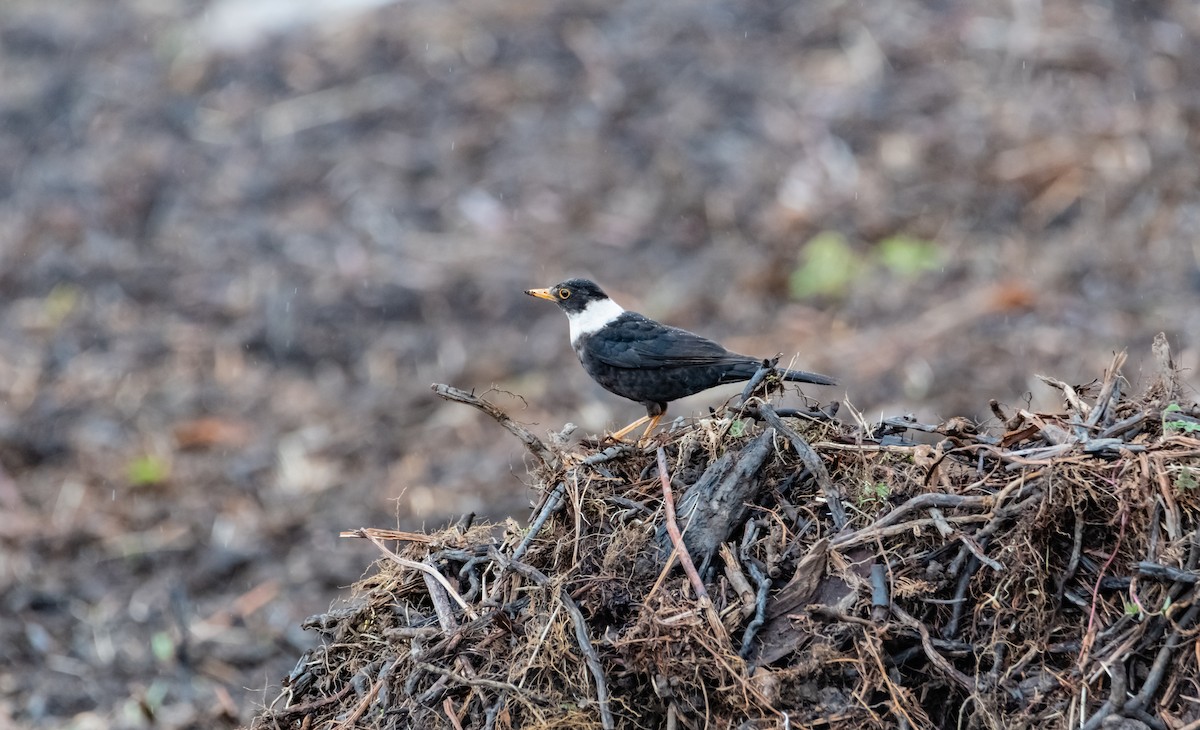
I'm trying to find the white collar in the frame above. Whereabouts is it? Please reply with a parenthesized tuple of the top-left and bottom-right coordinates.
(567, 298, 625, 345)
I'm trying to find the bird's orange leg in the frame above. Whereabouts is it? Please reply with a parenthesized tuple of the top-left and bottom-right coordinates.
(609, 415, 650, 442)
(635, 413, 664, 446)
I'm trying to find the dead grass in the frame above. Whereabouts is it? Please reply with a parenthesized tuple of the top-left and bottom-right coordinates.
(252, 336, 1200, 729)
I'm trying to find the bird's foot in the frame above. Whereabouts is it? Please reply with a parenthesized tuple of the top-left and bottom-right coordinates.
(606, 414, 665, 446)
(607, 415, 650, 442)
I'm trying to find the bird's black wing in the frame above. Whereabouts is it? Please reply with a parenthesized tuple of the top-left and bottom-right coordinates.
(588, 313, 742, 369)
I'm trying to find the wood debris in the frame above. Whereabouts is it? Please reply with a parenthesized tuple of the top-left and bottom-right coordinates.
(253, 339, 1200, 729)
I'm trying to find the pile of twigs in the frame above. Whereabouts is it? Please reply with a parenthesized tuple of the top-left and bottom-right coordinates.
(252, 334, 1200, 730)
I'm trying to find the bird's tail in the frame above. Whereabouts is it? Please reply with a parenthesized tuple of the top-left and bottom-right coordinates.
(726, 358, 837, 386)
(779, 367, 837, 386)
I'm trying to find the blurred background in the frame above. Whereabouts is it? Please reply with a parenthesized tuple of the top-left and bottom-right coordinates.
(1, 0, 1197, 727)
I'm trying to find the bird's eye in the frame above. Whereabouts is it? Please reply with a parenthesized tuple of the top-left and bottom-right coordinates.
(558, 289, 571, 299)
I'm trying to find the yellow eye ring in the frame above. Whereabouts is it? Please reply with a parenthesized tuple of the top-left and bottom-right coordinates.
(558, 289, 571, 299)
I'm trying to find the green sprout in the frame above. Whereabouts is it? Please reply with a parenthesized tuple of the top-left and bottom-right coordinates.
(1163, 404, 1200, 434)
(789, 231, 861, 298)
(877, 234, 944, 277)
(857, 480, 891, 508)
(127, 455, 171, 487)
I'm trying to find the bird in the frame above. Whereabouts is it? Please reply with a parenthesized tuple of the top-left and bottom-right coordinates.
(525, 278, 836, 440)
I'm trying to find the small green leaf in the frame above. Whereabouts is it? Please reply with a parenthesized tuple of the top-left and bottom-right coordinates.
(1164, 418, 1200, 434)
(877, 235, 943, 277)
(856, 480, 891, 508)
(128, 455, 171, 486)
(790, 231, 861, 298)
(1162, 403, 1200, 434)
(151, 632, 175, 663)
(44, 283, 81, 327)
(729, 419, 748, 438)
(1175, 469, 1198, 492)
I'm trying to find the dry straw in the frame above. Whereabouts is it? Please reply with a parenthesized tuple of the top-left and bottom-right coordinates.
(254, 334, 1200, 730)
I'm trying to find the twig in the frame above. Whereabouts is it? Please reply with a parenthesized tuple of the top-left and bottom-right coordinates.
(1080, 661, 1126, 730)
(270, 683, 354, 719)
(484, 694, 508, 730)
(513, 482, 566, 563)
(719, 543, 756, 618)
(832, 493, 992, 550)
(870, 563, 890, 622)
(1054, 511, 1085, 607)
(339, 527, 433, 543)
(1084, 351, 1127, 430)
(362, 531, 476, 619)
(422, 560, 460, 633)
(811, 441, 922, 454)
(958, 534, 1003, 572)
(770, 404, 840, 423)
(943, 555, 978, 640)
(755, 404, 847, 529)
(891, 603, 974, 691)
(443, 696, 466, 730)
(419, 662, 536, 698)
(432, 384, 558, 469)
(1135, 561, 1200, 584)
(1150, 332, 1180, 402)
(333, 656, 404, 729)
(1098, 410, 1148, 440)
(1036, 375, 1091, 417)
(656, 446, 710, 601)
(739, 561, 771, 659)
(582, 445, 633, 465)
(1122, 600, 1200, 715)
(656, 447, 727, 638)
(927, 507, 954, 538)
(738, 360, 777, 404)
(487, 548, 614, 730)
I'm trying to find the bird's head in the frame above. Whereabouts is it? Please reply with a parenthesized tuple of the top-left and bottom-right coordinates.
(524, 278, 611, 315)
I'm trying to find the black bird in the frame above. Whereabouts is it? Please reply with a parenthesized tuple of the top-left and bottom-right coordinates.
(526, 278, 836, 440)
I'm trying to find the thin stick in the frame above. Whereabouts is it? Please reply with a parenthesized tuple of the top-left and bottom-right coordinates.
(420, 662, 534, 697)
(656, 448, 710, 603)
(656, 448, 727, 639)
(737, 360, 775, 404)
(756, 404, 848, 529)
(422, 562, 459, 633)
(512, 482, 566, 563)
(443, 697, 466, 730)
(1122, 601, 1200, 714)
(487, 548, 614, 730)
(831, 493, 992, 549)
(1084, 351, 1127, 430)
(891, 604, 974, 691)
(270, 683, 354, 718)
(333, 656, 403, 729)
(432, 384, 558, 469)
(364, 531, 476, 619)
(719, 543, 756, 617)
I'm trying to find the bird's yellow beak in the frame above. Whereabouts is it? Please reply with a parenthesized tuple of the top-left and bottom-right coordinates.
(525, 287, 556, 301)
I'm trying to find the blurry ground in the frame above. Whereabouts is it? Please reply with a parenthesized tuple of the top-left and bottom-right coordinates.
(0, 0, 1197, 727)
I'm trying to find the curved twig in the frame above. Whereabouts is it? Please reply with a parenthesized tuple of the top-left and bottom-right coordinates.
(432, 383, 558, 469)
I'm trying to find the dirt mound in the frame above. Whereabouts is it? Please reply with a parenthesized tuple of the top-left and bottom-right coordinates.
(251, 335, 1199, 729)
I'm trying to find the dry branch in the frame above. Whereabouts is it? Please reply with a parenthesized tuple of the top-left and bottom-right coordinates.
(432, 383, 558, 469)
(256, 343, 1200, 730)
